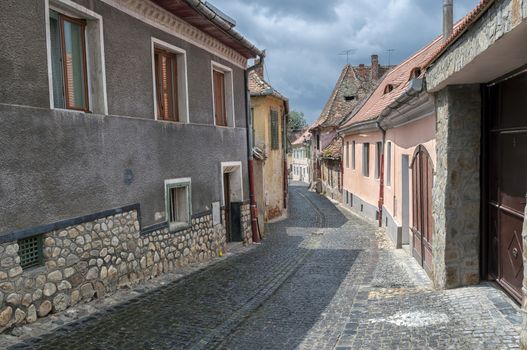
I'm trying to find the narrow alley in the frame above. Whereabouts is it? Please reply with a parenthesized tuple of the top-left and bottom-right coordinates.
(8, 183, 521, 350)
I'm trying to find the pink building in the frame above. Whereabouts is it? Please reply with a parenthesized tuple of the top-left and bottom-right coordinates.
(339, 33, 445, 275)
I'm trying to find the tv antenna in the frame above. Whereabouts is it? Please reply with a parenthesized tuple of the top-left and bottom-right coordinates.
(385, 49, 395, 66)
(338, 49, 356, 65)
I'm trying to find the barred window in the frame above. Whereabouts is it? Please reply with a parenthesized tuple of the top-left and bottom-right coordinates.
(18, 235, 44, 269)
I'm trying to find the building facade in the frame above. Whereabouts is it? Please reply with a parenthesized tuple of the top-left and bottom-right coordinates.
(249, 62, 289, 230)
(310, 57, 389, 198)
(0, 0, 260, 330)
(291, 131, 312, 184)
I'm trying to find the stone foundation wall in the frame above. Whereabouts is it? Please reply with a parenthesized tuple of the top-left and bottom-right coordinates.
(0, 204, 251, 331)
(432, 85, 481, 289)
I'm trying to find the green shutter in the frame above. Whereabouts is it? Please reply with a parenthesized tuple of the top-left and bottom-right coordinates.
(270, 110, 279, 150)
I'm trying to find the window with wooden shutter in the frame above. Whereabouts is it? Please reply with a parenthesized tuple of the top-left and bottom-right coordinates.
(270, 110, 279, 150)
(49, 10, 89, 111)
(363, 143, 370, 177)
(155, 48, 179, 122)
(213, 70, 227, 126)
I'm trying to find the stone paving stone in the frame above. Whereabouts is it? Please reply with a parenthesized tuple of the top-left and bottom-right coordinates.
(6, 183, 522, 349)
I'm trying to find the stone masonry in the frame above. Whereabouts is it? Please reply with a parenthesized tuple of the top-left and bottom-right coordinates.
(432, 85, 481, 289)
(0, 204, 252, 331)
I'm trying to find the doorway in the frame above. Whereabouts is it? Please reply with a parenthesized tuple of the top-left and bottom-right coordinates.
(411, 145, 434, 276)
(485, 72, 526, 303)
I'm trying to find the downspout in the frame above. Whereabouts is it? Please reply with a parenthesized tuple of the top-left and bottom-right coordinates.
(376, 122, 386, 228)
(245, 66, 261, 243)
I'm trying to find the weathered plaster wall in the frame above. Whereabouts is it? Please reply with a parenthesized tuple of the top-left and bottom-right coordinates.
(251, 96, 286, 221)
(432, 85, 481, 289)
(427, 0, 527, 91)
(0, 105, 249, 234)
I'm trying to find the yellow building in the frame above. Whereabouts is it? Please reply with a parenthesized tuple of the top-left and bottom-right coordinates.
(249, 61, 288, 234)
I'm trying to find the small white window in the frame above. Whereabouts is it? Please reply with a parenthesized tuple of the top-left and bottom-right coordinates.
(211, 61, 235, 127)
(151, 38, 189, 123)
(165, 178, 191, 230)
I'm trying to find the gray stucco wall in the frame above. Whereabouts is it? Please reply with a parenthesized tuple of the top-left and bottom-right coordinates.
(0, 0, 49, 109)
(0, 104, 249, 234)
(0, 0, 247, 127)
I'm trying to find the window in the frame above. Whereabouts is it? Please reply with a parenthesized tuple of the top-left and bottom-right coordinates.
(155, 49, 179, 121)
(50, 10, 89, 111)
(386, 142, 392, 186)
(316, 134, 320, 150)
(352, 141, 356, 169)
(165, 178, 191, 230)
(375, 142, 382, 179)
(18, 235, 44, 270)
(346, 142, 350, 168)
(250, 108, 255, 144)
(270, 109, 279, 150)
(152, 38, 189, 123)
(384, 84, 395, 94)
(212, 61, 235, 127)
(47, 2, 107, 114)
(363, 143, 370, 177)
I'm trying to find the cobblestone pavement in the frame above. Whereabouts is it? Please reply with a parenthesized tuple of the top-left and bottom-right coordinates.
(6, 183, 522, 349)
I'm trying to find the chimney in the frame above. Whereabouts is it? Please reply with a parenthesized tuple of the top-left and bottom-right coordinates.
(253, 56, 264, 79)
(443, 0, 453, 42)
(371, 54, 379, 80)
(358, 63, 366, 77)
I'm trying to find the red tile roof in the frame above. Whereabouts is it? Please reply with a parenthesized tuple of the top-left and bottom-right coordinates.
(248, 69, 288, 101)
(321, 137, 342, 159)
(424, 0, 495, 68)
(311, 63, 389, 130)
(292, 130, 312, 146)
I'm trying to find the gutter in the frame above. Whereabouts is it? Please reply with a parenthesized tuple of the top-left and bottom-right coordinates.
(182, 0, 265, 58)
(244, 69, 261, 243)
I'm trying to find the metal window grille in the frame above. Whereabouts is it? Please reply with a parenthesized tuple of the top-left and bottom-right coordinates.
(18, 235, 43, 269)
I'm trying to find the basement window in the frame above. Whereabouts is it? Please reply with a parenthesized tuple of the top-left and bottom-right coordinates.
(165, 178, 192, 230)
(18, 235, 44, 270)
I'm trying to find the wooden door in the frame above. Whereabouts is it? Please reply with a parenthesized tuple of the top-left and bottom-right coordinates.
(223, 172, 231, 242)
(486, 72, 526, 302)
(411, 145, 433, 276)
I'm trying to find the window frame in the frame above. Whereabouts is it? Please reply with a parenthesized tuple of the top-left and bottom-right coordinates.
(375, 141, 383, 179)
(363, 143, 370, 177)
(164, 178, 192, 231)
(352, 141, 356, 170)
(151, 37, 189, 123)
(346, 141, 350, 168)
(45, 0, 108, 114)
(211, 61, 235, 127)
(386, 142, 392, 187)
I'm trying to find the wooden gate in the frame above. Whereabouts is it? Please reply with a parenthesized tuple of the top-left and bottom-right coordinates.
(411, 145, 433, 276)
(485, 72, 526, 303)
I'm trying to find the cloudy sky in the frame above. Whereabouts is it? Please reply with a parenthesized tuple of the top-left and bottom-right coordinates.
(211, 0, 480, 123)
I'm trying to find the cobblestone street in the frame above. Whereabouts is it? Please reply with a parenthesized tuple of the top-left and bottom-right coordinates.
(7, 183, 522, 349)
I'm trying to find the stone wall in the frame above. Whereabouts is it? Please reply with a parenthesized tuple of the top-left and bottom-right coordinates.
(0, 204, 251, 331)
(432, 85, 481, 289)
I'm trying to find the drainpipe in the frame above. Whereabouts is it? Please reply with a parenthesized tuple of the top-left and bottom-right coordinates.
(245, 65, 261, 243)
(376, 122, 386, 228)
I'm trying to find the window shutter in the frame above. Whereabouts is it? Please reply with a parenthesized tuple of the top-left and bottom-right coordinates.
(213, 70, 227, 126)
(270, 110, 279, 150)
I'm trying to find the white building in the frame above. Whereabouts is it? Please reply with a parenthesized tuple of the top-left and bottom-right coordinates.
(291, 131, 311, 184)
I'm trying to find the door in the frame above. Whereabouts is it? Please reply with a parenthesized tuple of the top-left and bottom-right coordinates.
(486, 72, 526, 302)
(401, 155, 410, 245)
(223, 172, 231, 242)
(411, 145, 433, 276)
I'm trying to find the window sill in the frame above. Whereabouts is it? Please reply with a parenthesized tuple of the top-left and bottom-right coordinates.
(22, 265, 47, 278)
(168, 222, 191, 234)
(155, 119, 188, 124)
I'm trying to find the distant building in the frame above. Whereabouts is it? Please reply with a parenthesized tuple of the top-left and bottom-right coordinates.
(249, 60, 289, 232)
(291, 130, 312, 184)
(310, 56, 390, 199)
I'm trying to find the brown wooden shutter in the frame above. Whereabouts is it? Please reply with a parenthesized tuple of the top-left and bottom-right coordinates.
(155, 49, 179, 122)
(270, 110, 279, 150)
(213, 70, 227, 126)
